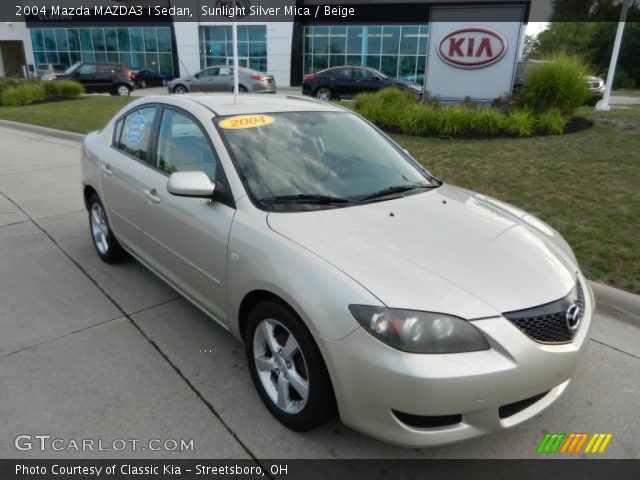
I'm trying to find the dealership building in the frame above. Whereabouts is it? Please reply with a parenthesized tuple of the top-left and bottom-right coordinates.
(1, 0, 530, 100)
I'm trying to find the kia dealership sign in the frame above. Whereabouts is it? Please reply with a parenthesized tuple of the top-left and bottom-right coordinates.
(425, 5, 526, 101)
(437, 27, 507, 69)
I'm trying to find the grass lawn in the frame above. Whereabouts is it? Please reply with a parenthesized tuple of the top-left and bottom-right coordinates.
(0, 96, 638, 293)
(0, 96, 134, 134)
(394, 106, 640, 294)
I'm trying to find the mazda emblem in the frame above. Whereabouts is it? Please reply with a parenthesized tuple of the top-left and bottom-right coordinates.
(566, 304, 582, 332)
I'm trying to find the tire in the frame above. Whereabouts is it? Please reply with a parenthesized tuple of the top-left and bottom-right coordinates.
(239, 85, 248, 93)
(88, 194, 126, 264)
(139, 80, 147, 89)
(115, 84, 131, 96)
(315, 87, 332, 101)
(245, 300, 336, 431)
(173, 84, 188, 94)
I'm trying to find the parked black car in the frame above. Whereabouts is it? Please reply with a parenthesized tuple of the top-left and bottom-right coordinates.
(131, 69, 170, 88)
(43, 62, 135, 96)
(302, 66, 423, 100)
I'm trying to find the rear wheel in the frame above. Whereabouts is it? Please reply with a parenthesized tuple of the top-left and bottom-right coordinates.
(245, 300, 336, 431)
(114, 84, 131, 96)
(88, 194, 126, 263)
(316, 87, 332, 101)
(173, 84, 187, 94)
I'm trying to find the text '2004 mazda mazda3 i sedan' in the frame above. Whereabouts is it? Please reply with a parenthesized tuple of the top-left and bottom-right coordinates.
(81, 94, 593, 447)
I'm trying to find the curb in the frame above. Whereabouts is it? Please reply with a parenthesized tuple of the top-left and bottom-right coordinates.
(1, 118, 639, 326)
(0, 119, 85, 143)
(589, 280, 640, 326)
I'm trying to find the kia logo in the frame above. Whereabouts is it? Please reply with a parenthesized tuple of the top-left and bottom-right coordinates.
(438, 27, 507, 69)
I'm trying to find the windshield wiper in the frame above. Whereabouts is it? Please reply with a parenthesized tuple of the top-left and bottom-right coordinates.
(359, 184, 436, 202)
(258, 194, 354, 205)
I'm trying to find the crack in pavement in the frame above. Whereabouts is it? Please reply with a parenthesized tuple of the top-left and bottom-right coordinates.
(0, 315, 123, 361)
(0, 163, 80, 178)
(590, 338, 640, 360)
(2, 193, 270, 471)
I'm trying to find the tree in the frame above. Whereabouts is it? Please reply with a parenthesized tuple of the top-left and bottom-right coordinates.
(532, 1, 640, 87)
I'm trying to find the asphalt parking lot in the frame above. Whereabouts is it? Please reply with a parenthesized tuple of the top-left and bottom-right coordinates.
(0, 124, 638, 460)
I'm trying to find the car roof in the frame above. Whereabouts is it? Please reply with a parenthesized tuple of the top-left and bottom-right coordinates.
(144, 94, 346, 116)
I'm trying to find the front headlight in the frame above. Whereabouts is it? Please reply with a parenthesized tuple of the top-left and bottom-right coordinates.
(349, 305, 490, 354)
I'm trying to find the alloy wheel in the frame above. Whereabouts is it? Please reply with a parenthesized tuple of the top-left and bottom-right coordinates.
(90, 203, 110, 256)
(253, 318, 310, 414)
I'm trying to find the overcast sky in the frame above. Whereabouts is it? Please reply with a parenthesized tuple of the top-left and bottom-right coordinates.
(526, 22, 550, 37)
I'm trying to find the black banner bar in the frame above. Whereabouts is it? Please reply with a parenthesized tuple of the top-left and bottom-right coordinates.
(1, 459, 638, 480)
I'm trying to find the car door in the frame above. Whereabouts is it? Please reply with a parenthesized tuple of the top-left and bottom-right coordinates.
(210, 66, 234, 92)
(134, 106, 235, 322)
(73, 63, 99, 91)
(324, 68, 350, 97)
(357, 68, 387, 94)
(193, 67, 218, 92)
(99, 105, 160, 263)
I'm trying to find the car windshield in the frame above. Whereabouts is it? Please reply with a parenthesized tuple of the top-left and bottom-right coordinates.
(215, 111, 440, 211)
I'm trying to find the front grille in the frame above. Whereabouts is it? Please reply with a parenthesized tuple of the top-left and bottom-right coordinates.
(392, 410, 462, 429)
(499, 391, 549, 419)
(504, 282, 585, 344)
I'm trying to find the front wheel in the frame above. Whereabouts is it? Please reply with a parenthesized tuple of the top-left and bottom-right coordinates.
(138, 80, 147, 89)
(316, 87, 332, 101)
(245, 301, 336, 431)
(173, 85, 187, 94)
(88, 195, 126, 263)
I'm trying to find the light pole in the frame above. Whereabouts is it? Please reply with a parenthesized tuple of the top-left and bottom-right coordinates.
(596, 0, 631, 111)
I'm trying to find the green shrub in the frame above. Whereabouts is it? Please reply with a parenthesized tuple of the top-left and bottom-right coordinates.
(1, 83, 46, 106)
(353, 88, 415, 128)
(42, 80, 62, 98)
(537, 108, 567, 135)
(436, 107, 476, 136)
(399, 104, 439, 136)
(505, 109, 535, 137)
(57, 80, 84, 97)
(472, 108, 505, 135)
(521, 54, 591, 116)
(0, 78, 21, 96)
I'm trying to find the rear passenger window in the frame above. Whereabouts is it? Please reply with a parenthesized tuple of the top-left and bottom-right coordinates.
(114, 107, 157, 162)
(155, 109, 218, 180)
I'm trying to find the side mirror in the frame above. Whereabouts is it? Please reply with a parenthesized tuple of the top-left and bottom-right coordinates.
(372, 76, 381, 81)
(194, 73, 200, 78)
(167, 171, 216, 198)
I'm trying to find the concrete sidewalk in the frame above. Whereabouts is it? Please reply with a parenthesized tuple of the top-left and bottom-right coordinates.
(0, 123, 638, 460)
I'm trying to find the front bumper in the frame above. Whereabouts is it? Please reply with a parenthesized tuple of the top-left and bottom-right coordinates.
(316, 277, 594, 447)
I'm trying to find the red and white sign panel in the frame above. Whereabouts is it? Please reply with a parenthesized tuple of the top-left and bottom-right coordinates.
(438, 27, 507, 69)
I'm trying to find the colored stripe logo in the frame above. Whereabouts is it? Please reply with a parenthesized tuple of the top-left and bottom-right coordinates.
(537, 433, 612, 454)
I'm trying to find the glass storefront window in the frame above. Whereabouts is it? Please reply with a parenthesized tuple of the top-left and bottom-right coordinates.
(199, 25, 268, 72)
(118, 29, 131, 52)
(303, 25, 429, 84)
(30, 26, 175, 77)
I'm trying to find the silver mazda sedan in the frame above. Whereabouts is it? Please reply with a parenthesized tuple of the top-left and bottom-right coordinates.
(81, 94, 593, 447)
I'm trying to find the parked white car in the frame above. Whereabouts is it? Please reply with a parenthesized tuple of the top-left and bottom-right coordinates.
(81, 94, 593, 447)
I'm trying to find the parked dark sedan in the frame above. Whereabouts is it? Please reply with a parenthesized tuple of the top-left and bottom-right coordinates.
(302, 66, 423, 100)
(132, 69, 170, 88)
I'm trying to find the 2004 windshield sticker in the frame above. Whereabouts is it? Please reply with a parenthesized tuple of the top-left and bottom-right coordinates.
(219, 115, 274, 130)
(127, 114, 146, 145)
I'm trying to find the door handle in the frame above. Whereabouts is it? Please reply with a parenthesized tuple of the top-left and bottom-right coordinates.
(143, 188, 161, 204)
(101, 164, 113, 175)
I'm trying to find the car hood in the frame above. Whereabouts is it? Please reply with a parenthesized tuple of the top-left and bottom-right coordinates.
(266, 184, 577, 319)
